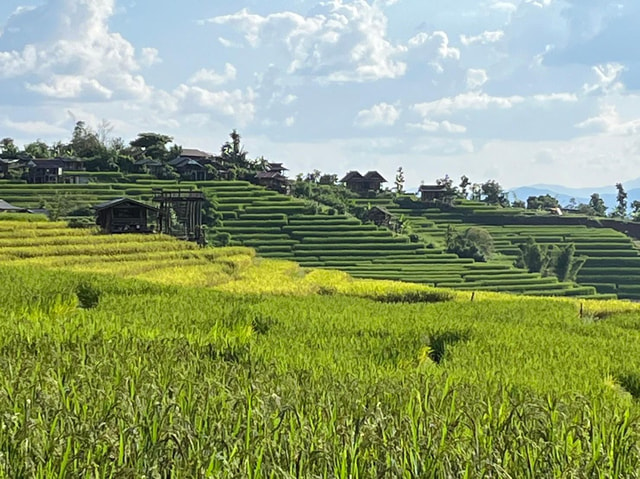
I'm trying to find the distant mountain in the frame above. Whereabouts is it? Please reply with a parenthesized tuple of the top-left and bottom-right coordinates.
(511, 178, 640, 211)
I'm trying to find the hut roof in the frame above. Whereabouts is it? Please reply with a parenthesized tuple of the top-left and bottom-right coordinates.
(339, 171, 364, 183)
(0, 199, 26, 211)
(94, 197, 158, 212)
(418, 184, 446, 192)
(363, 171, 387, 183)
(180, 148, 211, 158)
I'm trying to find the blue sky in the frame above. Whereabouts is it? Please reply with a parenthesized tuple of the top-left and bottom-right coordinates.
(1, 0, 639, 189)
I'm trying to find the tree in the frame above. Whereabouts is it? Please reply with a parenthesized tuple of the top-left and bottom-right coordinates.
(481, 180, 509, 206)
(470, 183, 482, 202)
(394, 167, 405, 193)
(514, 237, 585, 282)
(632, 200, 640, 222)
(23, 140, 50, 158)
(446, 226, 494, 262)
(613, 183, 628, 218)
(71, 121, 103, 158)
(588, 193, 607, 216)
(0, 138, 19, 158)
(515, 237, 550, 274)
(436, 174, 457, 202)
(550, 243, 586, 282)
(220, 129, 248, 168)
(459, 175, 470, 198)
(319, 174, 338, 185)
(130, 132, 174, 162)
(526, 194, 560, 210)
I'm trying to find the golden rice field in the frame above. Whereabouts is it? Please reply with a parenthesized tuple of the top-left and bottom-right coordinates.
(3, 216, 640, 477)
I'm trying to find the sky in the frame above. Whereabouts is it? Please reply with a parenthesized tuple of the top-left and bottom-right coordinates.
(1, 0, 640, 189)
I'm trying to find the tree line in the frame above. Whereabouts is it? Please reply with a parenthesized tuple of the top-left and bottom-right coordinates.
(0, 124, 271, 181)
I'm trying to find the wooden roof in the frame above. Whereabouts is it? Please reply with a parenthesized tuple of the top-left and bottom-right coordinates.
(94, 197, 158, 212)
(418, 184, 447, 192)
(363, 171, 387, 183)
(339, 171, 364, 183)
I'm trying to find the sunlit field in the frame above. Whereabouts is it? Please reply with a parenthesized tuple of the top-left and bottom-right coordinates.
(3, 217, 640, 476)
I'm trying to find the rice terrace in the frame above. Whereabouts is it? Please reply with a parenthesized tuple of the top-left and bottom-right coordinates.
(5, 131, 640, 477)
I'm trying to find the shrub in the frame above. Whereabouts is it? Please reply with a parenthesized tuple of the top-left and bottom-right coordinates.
(76, 281, 100, 309)
(446, 226, 494, 262)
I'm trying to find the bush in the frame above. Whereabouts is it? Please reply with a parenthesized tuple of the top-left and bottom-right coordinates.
(76, 282, 101, 309)
(446, 226, 494, 262)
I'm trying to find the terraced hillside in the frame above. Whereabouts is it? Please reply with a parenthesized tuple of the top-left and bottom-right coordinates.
(206, 183, 599, 298)
(379, 198, 640, 300)
(0, 181, 603, 298)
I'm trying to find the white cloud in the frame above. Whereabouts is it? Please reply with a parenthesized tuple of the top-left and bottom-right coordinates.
(2, 118, 67, 136)
(188, 63, 237, 86)
(285, 116, 295, 127)
(460, 30, 505, 46)
(140, 47, 161, 67)
(0, 0, 155, 100)
(583, 63, 626, 95)
(413, 92, 525, 117)
(172, 85, 256, 126)
(354, 102, 400, 127)
(201, 2, 407, 82)
(407, 31, 460, 72)
(408, 119, 467, 133)
(532, 92, 578, 102)
(466, 68, 488, 90)
(576, 104, 640, 135)
(26, 75, 113, 99)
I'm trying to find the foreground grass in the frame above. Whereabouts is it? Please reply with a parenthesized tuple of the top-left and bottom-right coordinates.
(3, 264, 640, 477)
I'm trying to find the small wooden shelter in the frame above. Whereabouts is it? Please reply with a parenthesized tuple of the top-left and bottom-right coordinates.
(94, 198, 158, 234)
(152, 188, 205, 242)
(418, 184, 448, 202)
(340, 170, 387, 193)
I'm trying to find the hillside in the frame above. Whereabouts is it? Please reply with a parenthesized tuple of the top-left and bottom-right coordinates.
(0, 179, 613, 299)
(2, 217, 640, 475)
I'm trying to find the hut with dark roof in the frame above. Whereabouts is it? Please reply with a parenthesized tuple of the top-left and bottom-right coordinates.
(94, 198, 158, 234)
(340, 170, 387, 194)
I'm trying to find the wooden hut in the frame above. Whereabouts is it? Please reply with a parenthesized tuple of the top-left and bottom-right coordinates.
(418, 184, 448, 202)
(94, 198, 158, 234)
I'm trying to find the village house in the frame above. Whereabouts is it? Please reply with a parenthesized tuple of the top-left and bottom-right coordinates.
(23, 157, 87, 184)
(254, 162, 290, 194)
(133, 158, 164, 176)
(363, 205, 394, 228)
(340, 170, 387, 194)
(418, 184, 449, 202)
(94, 198, 158, 234)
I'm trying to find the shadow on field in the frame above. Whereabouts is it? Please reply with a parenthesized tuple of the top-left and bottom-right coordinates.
(428, 329, 471, 364)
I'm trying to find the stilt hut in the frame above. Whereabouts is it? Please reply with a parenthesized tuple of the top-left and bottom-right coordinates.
(94, 198, 158, 233)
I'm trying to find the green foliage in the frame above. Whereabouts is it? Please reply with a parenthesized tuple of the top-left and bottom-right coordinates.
(612, 183, 628, 218)
(481, 180, 509, 206)
(394, 166, 405, 193)
(75, 281, 101, 309)
(526, 194, 559, 210)
(550, 243, 586, 282)
(589, 193, 607, 216)
(446, 226, 494, 262)
(515, 237, 586, 282)
(514, 236, 549, 273)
